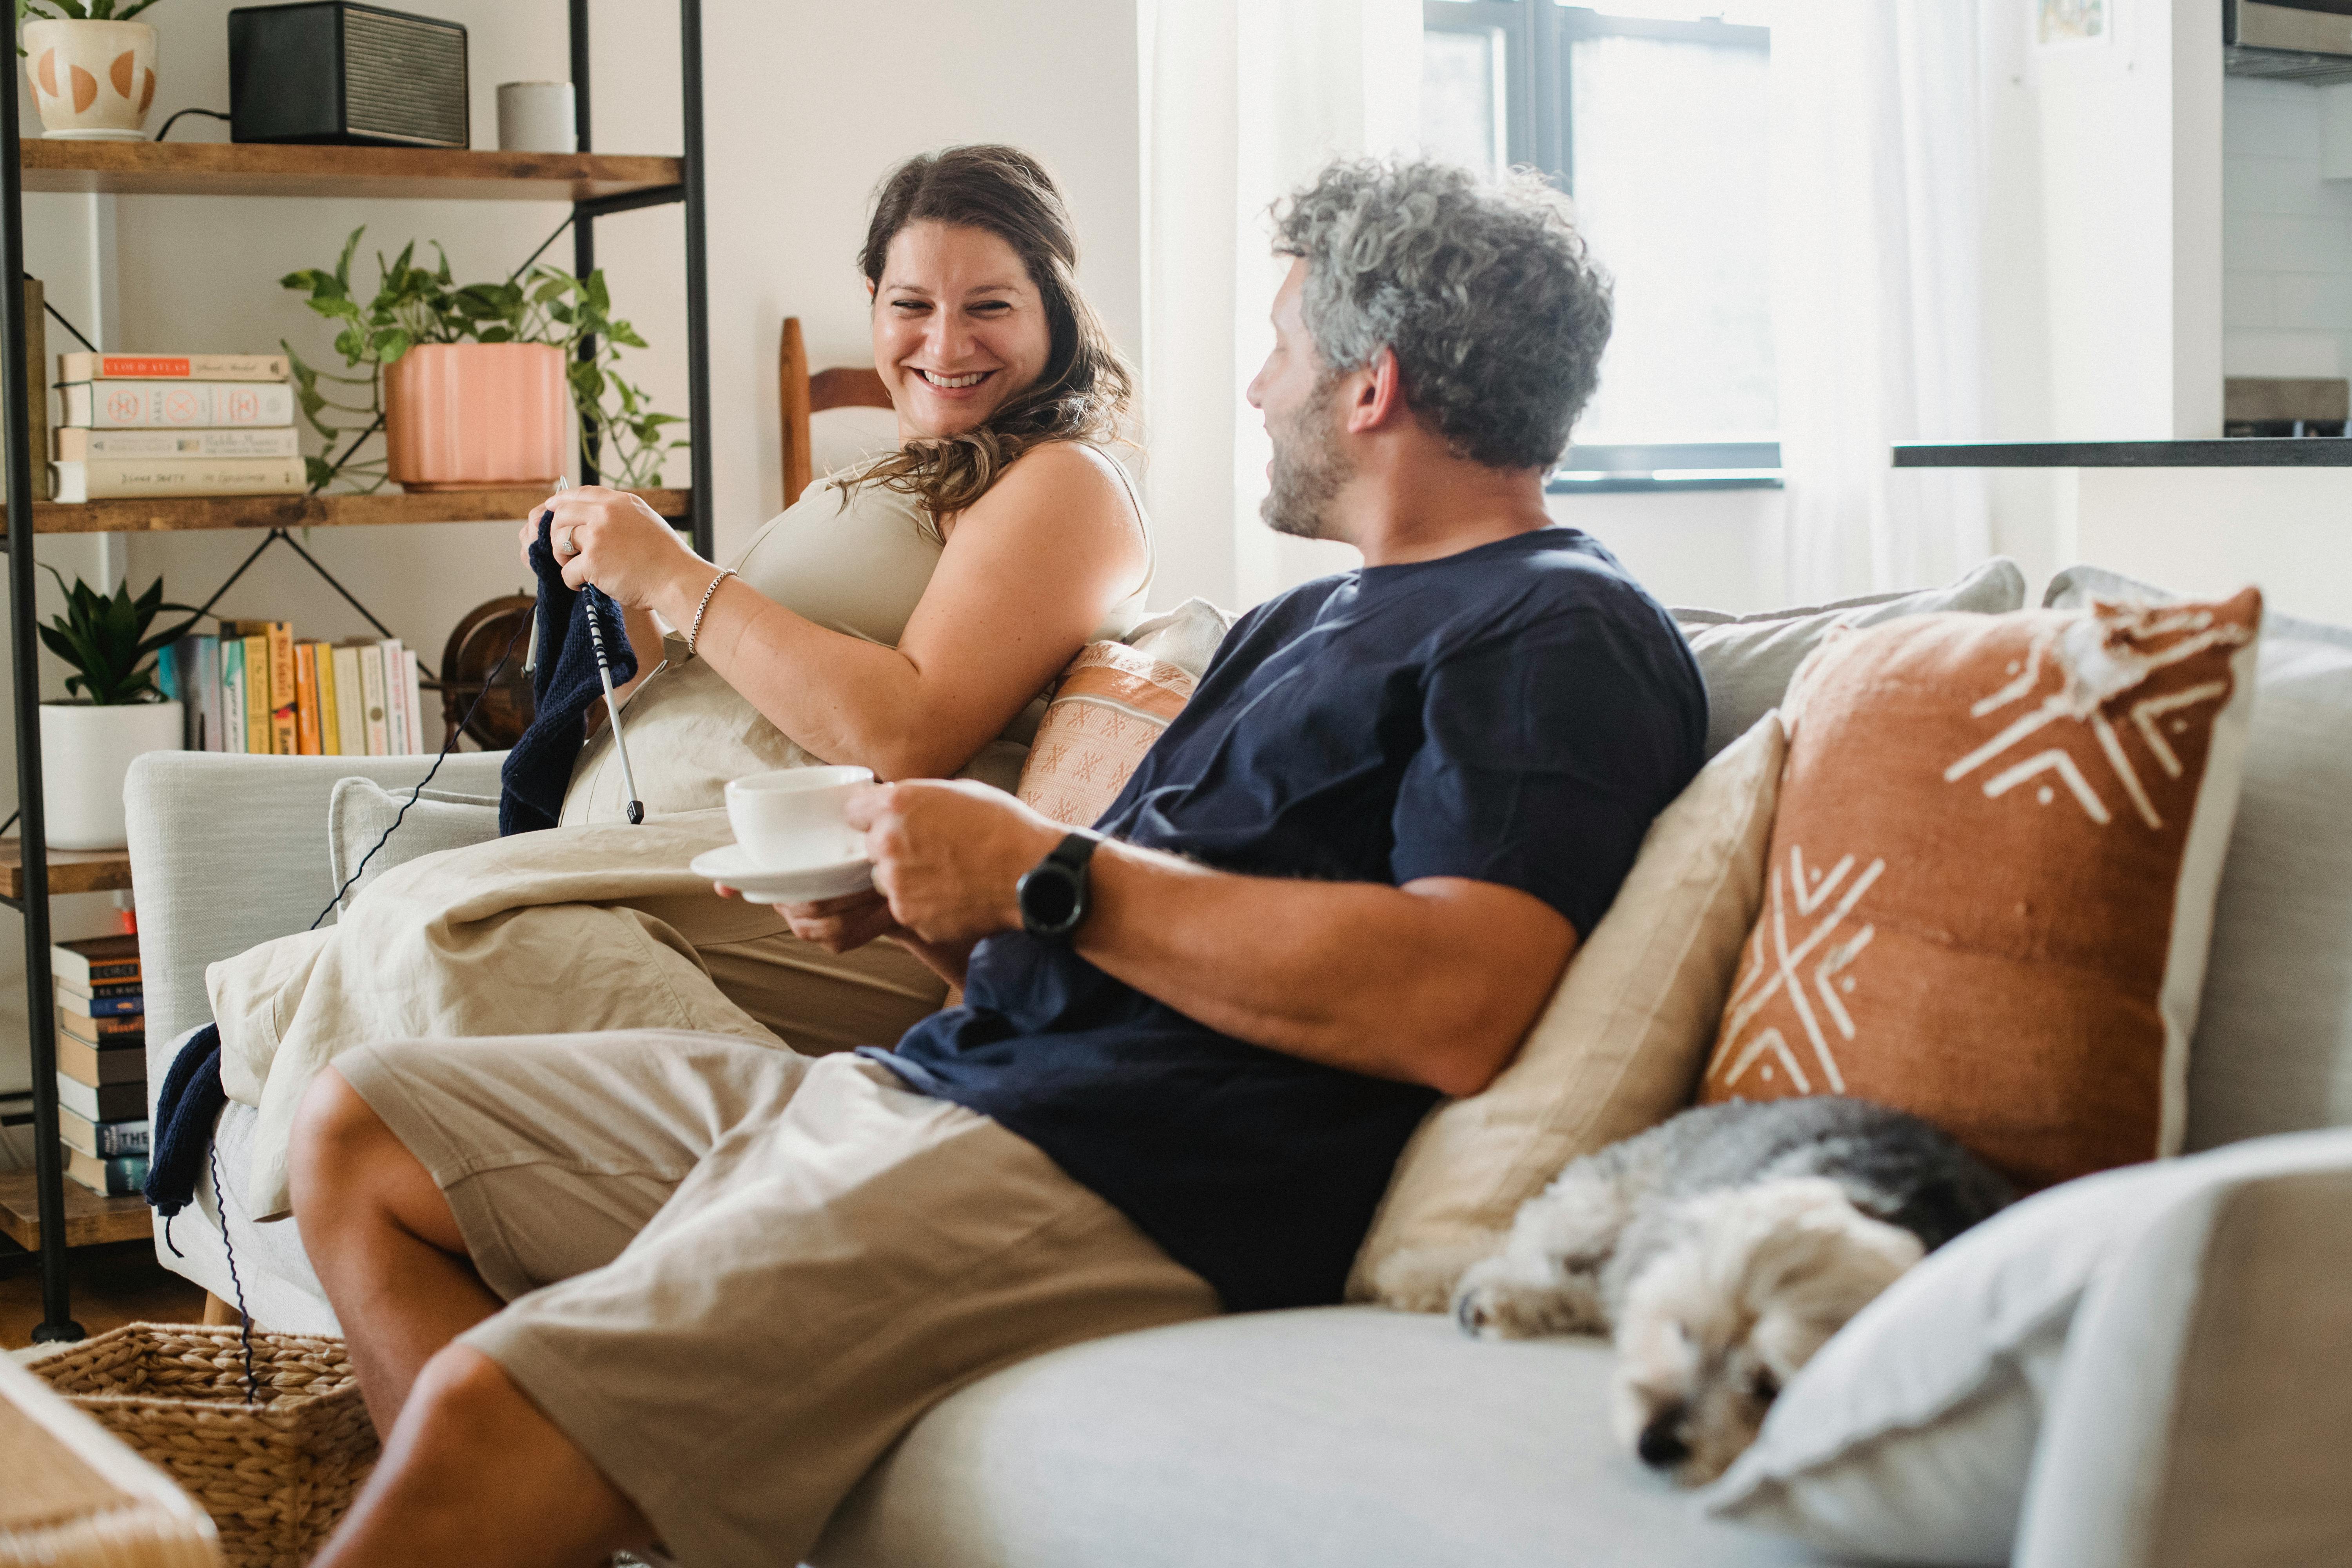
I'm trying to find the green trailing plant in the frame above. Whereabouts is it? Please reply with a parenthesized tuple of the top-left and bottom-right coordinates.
(36, 568, 198, 705)
(280, 226, 688, 494)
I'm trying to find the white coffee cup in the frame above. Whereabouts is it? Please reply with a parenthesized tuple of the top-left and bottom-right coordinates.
(725, 766, 873, 869)
(497, 81, 577, 154)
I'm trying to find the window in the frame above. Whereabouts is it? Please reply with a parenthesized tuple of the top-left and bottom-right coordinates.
(1422, 2, 1779, 489)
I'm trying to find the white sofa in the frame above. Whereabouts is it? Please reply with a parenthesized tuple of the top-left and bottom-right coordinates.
(122, 564, 2352, 1567)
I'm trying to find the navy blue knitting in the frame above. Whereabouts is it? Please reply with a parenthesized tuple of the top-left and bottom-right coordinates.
(501, 510, 639, 835)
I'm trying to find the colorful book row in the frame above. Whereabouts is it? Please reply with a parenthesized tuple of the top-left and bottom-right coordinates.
(158, 622, 432, 757)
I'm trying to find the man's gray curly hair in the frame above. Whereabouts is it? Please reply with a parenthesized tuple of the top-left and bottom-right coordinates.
(1271, 159, 1612, 471)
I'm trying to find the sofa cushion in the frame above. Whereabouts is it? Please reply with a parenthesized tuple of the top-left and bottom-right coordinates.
(326, 777, 500, 912)
(1348, 711, 1786, 1309)
(1016, 644, 1197, 829)
(816, 1307, 1826, 1568)
(1706, 1129, 2352, 1566)
(1676, 558, 2027, 758)
(2045, 566, 2352, 1148)
(1696, 593, 2264, 1187)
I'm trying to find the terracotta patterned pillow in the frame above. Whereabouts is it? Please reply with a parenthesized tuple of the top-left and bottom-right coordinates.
(1697, 590, 2265, 1189)
(1015, 642, 1196, 828)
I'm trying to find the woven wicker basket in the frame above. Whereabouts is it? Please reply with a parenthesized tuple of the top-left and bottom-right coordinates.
(24, 1323, 379, 1568)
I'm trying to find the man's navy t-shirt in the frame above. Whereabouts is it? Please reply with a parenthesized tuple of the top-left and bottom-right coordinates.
(875, 527, 1706, 1311)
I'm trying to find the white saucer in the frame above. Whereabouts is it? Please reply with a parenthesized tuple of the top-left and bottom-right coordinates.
(691, 842, 874, 904)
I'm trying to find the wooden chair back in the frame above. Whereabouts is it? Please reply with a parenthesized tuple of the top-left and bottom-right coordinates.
(779, 316, 893, 506)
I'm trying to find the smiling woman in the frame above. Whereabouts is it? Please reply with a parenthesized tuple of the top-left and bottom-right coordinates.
(200, 149, 1158, 1216)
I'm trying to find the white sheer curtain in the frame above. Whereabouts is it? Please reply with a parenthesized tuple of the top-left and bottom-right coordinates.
(1139, 0, 1421, 612)
(1769, 0, 1992, 601)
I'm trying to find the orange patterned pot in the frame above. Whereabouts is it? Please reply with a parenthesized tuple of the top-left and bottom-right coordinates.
(383, 342, 568, 491)
(23, 19, 157, 141)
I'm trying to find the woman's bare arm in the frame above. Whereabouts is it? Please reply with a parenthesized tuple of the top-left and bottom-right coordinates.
(539, 444, 1144, 781)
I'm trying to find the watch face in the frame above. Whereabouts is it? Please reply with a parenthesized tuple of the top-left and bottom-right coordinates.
(1022, 866, 1081, 932)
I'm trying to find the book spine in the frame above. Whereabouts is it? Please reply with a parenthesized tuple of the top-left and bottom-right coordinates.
(98, 1120, 151, 1158)
(65, 1149, 149, 1198)
(295, 641, 323, 755)
(220, 639, 246, 754)
(56, 1034, 145, 1088)
(192, 634, 220, 751)
(53, 425, 302, 461)
(62, 381, 296, 429)
(314, 642, 342, 756)
(51, 942, 140, 988)
(59, 1010, 145, 1044)
(57, 352, 290, 382)
(243, 634, 271, 753)
(269, 622, 298, 755)
(56, 1074, 144, 1123)
(359, 644, 390, 755)
(60, 993, 144, 1019)
(55, 977, 143, 1000)
(332, 645, 364, 757)
(48, 456, 306, 501)
(405, 648, 428, 755)
(379, 640, 409, 754)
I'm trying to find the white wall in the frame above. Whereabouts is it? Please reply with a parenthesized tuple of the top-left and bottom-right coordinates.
(0, 0, 1142, 1107)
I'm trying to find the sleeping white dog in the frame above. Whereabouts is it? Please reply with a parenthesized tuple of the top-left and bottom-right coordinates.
(1444, 1097, 2013, 1485)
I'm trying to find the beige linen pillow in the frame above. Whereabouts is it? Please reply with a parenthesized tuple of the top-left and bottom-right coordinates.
(1348, 710, 1788, 1310)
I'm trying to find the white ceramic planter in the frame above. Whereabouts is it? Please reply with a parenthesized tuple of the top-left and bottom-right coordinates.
(40, 700, 181, 851)
(22, 19, 157, 142)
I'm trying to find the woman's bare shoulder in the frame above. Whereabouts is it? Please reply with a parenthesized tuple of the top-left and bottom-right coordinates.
(951, 440, 1142, 544)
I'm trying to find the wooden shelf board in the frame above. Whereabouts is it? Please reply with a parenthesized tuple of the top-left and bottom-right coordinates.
(7, 486, 689, 536)
(0, 1171, 151, 1252)
(0, 842, 134, 900)
(22, 141, 681, 203)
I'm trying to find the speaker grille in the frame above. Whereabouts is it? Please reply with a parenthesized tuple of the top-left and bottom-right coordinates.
(342, 9, 467, 146)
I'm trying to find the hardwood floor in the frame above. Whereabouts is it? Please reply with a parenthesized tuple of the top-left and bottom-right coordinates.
(0, 1238, 207, 1350)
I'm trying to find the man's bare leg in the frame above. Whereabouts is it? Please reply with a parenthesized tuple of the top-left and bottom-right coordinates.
(291, 1069, 655, 1566)
(289, 1067, 502, 1429)
(314, 1345, 654, 1568)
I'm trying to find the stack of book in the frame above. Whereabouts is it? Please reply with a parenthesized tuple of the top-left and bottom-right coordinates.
(158, 621, 430, 756)
(52, 936, 150, 1199)
(47, 351, 304, 503)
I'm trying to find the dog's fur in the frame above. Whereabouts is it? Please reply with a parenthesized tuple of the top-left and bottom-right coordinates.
(1435, 1097, 2014, 1485)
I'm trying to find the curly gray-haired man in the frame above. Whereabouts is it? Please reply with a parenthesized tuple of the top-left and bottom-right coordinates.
(292, 156, 1701, 1568)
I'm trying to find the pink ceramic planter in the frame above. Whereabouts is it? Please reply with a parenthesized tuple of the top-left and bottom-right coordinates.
(383, 342, 568, 490)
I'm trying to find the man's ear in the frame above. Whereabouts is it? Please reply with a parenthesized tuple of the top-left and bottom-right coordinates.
(1345, 345, 1406, 435)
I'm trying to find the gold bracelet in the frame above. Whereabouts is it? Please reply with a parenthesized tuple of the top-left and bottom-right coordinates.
(686, 568, 737, 660)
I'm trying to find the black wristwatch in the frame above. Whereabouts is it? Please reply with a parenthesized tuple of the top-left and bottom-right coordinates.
(1016, 830, 1102, 941)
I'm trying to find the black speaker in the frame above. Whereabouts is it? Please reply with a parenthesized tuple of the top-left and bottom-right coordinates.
(229, 2, 469, 149)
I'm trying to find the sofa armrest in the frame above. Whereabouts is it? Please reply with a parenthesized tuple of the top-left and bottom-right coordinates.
(126, 750, 509, 1065)
(2014, 1133, 2352, 1568)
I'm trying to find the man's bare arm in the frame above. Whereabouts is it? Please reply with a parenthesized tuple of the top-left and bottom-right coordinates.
(853, 782, 1576, 1098)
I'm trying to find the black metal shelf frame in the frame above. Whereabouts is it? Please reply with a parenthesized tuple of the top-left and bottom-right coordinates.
(0, 0, 713, 1341)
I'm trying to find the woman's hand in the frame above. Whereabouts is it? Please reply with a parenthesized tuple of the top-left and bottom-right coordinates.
(524, 486, 708, 611)
(771, 889, 903, 954)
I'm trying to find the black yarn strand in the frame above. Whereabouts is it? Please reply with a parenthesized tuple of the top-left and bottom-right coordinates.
(307, 609, 532, 932)
(208, 1140, 258, 1406)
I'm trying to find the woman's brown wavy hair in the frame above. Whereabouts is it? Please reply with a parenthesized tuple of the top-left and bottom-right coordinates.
(840, 145, 1134, 534)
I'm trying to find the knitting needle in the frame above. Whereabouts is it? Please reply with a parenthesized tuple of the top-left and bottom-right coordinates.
(548, 478, 646, 826)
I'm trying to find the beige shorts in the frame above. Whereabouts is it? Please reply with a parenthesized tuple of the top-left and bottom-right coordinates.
(339, 1032, 1216, 1567)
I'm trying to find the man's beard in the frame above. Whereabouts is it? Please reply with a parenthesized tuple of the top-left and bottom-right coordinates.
(1261, 376, 1352, 541)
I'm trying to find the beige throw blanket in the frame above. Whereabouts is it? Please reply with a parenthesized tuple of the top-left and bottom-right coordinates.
(211, 809, 792, 1220)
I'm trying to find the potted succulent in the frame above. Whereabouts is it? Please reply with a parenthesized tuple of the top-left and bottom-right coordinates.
(17, 1, 165, 142)
(35, 569, 195, 850)
(282, 227, 687, 493)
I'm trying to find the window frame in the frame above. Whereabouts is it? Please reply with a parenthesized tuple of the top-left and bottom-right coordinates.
(1422, 3, 1779, 492)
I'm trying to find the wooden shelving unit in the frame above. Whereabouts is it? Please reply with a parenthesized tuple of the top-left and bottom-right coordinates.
(4, 485, 690, 537)
(21, 140, 682, 204)
(0, 1170, 151, 1251)
(0, 843, 133, 900)
(0, 0, 717, 1340)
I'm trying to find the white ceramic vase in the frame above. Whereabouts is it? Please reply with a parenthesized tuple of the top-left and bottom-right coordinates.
(22, 19, 158, 142)
(40, 700, 182, 851)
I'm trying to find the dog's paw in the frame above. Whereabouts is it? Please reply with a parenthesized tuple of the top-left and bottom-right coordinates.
(1452, 1261, 1607, 1341)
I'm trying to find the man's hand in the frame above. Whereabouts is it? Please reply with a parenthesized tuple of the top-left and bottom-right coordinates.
(851, 779, 1062, 946)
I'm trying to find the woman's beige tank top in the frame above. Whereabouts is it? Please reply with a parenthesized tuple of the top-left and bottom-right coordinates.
(561, 449, 1153, 825)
